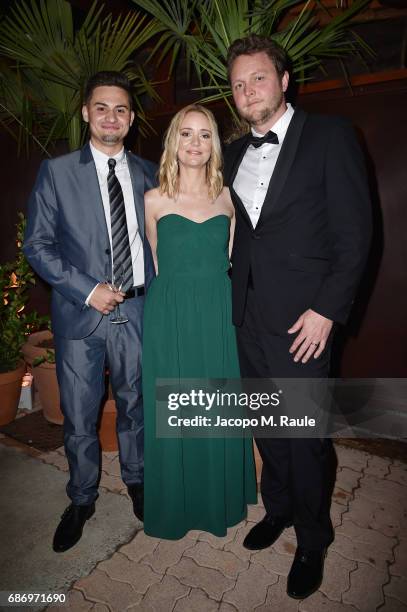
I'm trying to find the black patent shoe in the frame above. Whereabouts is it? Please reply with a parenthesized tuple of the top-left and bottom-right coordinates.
(52, 503, 95, 553)
(287, 547, 327, 599)
(128, 484, 144, 521)
(243, 516, 292, 550)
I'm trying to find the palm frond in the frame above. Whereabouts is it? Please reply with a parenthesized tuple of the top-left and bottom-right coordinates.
(131, 0, 373, 123)
(130, 0, 199, 72)
(0, 63, 51, 156)
(0, 0, 161, 153)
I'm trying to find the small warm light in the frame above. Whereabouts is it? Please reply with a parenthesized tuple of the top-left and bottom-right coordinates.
(21, 373, 33, 388)
(10, 272, 19, 287)
(19, 372, 34, 411)
(17, 305, 25, 313)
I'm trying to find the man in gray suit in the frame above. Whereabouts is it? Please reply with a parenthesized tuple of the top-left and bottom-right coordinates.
(24, 72, 157, 552)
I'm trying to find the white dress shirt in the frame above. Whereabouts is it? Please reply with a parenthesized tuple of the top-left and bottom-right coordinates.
(233, 103, 295, 228)
(86, 142, 144, 304)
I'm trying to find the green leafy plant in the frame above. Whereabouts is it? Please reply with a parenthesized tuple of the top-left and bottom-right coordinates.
(33, 348, 55, 367)
(133, 0, 373, 125)
(0, 214, 49, 372)
(0, 0, 162, 155)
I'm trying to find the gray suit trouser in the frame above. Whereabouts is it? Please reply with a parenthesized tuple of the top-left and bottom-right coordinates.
(54, 295, 144, 505)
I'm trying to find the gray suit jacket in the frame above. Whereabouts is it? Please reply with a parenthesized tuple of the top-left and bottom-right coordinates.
(24, 143, 157, 339)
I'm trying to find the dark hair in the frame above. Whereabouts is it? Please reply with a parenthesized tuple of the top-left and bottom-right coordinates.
(83, 71, 134, 109)
(227, 35, 290, 82)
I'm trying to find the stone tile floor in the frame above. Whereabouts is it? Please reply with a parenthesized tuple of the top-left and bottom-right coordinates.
(29, 442, 406, 611)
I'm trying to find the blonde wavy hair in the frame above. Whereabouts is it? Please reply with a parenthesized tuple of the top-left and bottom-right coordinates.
(159, 104, 223, 200)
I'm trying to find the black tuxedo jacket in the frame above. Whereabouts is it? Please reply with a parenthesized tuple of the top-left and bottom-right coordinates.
(224, 108, 372, 334)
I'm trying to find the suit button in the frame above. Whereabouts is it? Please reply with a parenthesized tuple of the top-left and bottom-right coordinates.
(252, 234, 260, 240)
(105, 248, 111, 254)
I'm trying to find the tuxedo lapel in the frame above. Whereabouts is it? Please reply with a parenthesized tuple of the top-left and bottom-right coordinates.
(228, 135, 253, 227)
(127, 152, 146, 239)
(79, 143, 110, 246)
(257, 109, 307, 226)
(228, 135, 250, 185)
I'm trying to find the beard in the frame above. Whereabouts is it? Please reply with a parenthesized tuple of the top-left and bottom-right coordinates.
(241, 90, 284, 127)
(101, 134, 121, 143)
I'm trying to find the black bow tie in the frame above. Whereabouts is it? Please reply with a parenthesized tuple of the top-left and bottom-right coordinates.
(248, 130, 279, 148)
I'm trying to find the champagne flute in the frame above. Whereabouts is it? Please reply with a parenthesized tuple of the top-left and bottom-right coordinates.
(109, 266, 129, 324)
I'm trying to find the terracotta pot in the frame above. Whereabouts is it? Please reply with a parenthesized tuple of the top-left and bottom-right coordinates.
(22, 332, 119, 446)
(33, 360, 63, 425)
(0, 361, 26, 426)
(22, 330, 63, 425)
(21, 330, 54, 364)
(99, 399, 118, 452)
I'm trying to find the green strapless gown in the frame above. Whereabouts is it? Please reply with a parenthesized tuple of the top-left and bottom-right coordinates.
(143, 213, 257, 539)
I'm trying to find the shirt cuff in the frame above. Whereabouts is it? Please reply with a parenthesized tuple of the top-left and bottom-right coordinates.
(85, 283, 100, 307)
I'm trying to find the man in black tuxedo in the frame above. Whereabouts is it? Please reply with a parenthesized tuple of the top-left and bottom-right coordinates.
(224, 35, 371, 599)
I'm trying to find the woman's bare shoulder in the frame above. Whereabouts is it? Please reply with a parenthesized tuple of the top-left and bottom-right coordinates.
(220, 186, 231, 200)
(144, 187, 163, 206)
(145, 188, 173, 215)
(145, 188, 174, 222)
(218, 186, 234, 213)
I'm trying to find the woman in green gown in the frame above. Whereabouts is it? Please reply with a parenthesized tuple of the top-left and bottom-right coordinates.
(143, 104, 257, 539)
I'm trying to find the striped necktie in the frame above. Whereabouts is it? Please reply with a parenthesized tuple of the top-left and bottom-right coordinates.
(107, 157, 133, 291)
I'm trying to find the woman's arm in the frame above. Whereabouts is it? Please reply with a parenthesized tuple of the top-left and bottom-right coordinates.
(144, 189, 160, 274)
(229, 212, 236, 260)
(223, 187, 235, 259)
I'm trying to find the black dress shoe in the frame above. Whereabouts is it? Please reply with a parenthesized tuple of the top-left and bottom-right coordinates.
(128, 484, 144, 521)
(53, 503, 95, 553)
(287, 547, 327, 599)
(243, 517, 292, 550)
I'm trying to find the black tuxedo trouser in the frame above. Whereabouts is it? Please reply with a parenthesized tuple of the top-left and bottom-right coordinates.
(236, 286, 334, 550)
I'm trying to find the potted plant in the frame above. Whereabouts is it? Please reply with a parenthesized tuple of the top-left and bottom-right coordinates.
(21, 328, 62, 424)
(0, 213, 48, 425)
(22, 332, 118, 450)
